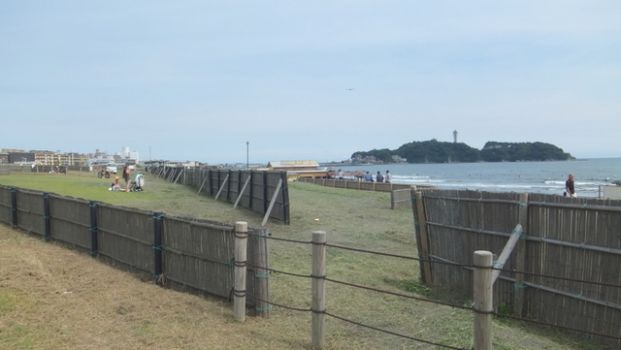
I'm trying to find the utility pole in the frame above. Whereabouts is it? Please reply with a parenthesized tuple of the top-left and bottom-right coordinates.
(246, 141, 249, 169)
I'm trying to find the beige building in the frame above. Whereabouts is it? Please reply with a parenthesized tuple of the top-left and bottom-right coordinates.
(34, 151, 67, 166)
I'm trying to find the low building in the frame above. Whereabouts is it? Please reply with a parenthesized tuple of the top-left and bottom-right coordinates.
(33, 151, 70, 166)
(266, 160, 328, 181)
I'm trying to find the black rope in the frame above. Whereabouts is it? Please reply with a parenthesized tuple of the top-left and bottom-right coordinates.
(325, 277, 473, 311)
(246, 231, 312, 245)
(247, 264, 313, 279)
(326, 243, 420, 261)
(324, 312, 467, 350)
(494, 313, 621, 341)
(251, 296, 311, 313)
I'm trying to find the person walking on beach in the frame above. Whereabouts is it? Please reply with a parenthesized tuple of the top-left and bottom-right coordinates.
(385, 170, 391, 183)
(564, 174, 576, 197)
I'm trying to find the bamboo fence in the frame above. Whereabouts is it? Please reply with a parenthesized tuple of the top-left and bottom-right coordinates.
(412, 189, 621, 346)
(0, 185, 270, 315)
(148, 166, 290, 224)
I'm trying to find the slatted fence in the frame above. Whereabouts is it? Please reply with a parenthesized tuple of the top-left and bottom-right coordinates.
(298, 177, 412, 192)
(413, 189, 621, 346)
(148, 167, 290, 224)
(0, 185, 270, 314)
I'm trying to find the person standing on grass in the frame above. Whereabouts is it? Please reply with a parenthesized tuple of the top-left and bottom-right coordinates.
(122, 164, 132, 192)
(564, 174, 576, 197)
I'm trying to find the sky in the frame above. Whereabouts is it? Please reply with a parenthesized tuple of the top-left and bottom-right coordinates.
(1, 1, 620, 164)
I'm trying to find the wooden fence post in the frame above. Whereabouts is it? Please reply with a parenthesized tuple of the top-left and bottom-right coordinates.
(414, 191, 432, 284)
(234, 221, 248, 322)
(280, 172, 290, 225)
(253, 228, 271, 317)
(153, 213, 163, 280)
(43, 193, 51, 241)
(312, 231, 327, 349)
(473, 250, 493, 350)
(10, 188, 17, 227)
(514, 193, 528, 317)
(89, 201, 98, 257)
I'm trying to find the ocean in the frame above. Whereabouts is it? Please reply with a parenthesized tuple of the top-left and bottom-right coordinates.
(336, 158, 621, 198)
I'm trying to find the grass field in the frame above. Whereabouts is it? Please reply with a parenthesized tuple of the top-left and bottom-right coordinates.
(0, 171, 609, 349)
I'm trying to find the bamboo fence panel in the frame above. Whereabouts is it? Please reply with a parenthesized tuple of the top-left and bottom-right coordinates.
(15, 189, 45, 235)
(0, 186, 11, 224)
(49, 195, 91, 250)
(419, 189, 621, 345)
(97, 204, 154, 273)
(162, 217, 235, 298)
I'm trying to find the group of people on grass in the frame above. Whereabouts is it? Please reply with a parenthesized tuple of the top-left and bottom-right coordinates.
(109, 164, 138, 192)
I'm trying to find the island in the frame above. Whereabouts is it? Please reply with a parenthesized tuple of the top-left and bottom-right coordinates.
(351, 140, 574, 164)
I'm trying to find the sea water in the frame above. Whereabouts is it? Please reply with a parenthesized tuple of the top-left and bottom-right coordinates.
(336, 158, 621, 198)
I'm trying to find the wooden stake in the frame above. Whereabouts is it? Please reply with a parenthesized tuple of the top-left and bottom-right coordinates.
(473, 250, 493, 350)
(311, 231, 326, 349)
(234, 221, 248, 322)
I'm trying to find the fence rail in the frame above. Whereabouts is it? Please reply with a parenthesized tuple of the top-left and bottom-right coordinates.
(148, 166, 290, 225)
(0, 185, 270, 316)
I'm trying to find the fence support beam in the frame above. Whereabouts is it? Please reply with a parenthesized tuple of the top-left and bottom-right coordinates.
(491, 224, 523, 284)
(173, 169, 184, 184)
(197, 174, 209, 195)
(473, 250, 493, 350)
(214, 174, 230, 200)
(261, 178, 282, 227)
(234, 176, 252, 209)
(312, 231, 327, 349)
(234, 221, 248, 322)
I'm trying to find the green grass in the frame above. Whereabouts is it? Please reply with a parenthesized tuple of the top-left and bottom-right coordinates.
(0, 171, 612, 349)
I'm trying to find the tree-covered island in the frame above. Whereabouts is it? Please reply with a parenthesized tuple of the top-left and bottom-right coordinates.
(351, 140, 574, 164)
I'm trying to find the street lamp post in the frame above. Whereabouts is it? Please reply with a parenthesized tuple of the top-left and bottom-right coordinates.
(246, 141, 249, 169)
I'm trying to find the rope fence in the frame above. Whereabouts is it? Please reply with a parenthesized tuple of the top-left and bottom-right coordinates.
(235, 231, 621, 349)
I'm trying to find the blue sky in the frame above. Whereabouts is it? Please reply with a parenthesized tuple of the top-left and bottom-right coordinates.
(1, 1, 620, 163)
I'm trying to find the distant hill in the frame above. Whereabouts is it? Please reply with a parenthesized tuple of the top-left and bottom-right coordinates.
(351, 140, 574, 164)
